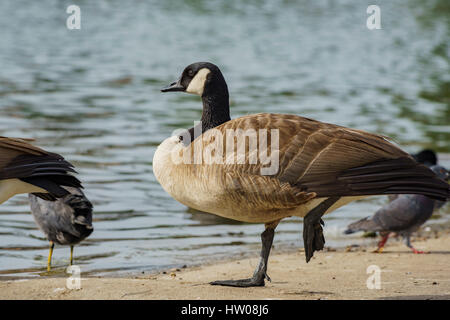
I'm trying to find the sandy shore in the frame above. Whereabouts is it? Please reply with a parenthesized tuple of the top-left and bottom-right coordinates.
(1, 234, 449, 300)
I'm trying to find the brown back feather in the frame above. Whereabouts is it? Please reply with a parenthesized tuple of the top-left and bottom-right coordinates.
(183, 113, 448, 201)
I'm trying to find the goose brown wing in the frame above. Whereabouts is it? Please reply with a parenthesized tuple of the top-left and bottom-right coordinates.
(203, 114, 448, 201)
(222, 171, 316, 211)
(279, 126, 448, 201)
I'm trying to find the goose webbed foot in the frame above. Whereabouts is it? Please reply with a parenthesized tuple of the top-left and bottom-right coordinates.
(303, 219, 325, 263)
(210, 223, 277, 288)
(210, 273, 270, 287)
(303, 197, 340, 263)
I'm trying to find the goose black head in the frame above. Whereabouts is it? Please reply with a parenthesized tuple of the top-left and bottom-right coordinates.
(161, 62, 227, 97)
(161, 62, 231, 133)
(413, 149, 437, 166)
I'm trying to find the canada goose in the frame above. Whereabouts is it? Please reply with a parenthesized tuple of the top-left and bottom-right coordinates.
(155, 62, 449, 287)
(345, 165, 448, 254)
(0, 137, 81, 204)
(29, 187, 93, 271)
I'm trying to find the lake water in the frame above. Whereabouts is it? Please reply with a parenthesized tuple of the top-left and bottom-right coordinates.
(0, 0, 448, 278)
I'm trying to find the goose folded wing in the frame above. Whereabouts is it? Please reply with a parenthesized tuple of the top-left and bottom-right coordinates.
(276, 127, 449, 201)
(223, 171, 316, 211)
(198, 114, 448, 201)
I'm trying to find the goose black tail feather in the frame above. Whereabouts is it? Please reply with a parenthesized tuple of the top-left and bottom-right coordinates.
(305, 157, 449, 201)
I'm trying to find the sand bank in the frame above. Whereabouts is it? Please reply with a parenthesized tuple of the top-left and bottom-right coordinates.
(1, 234, 449, 300)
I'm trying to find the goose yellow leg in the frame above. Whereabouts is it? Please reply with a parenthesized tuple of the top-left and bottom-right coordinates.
(47, 241, 54, 272)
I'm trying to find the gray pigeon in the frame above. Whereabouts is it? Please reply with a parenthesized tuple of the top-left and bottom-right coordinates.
(29, 186, 93, 271)
(345, 165, 448, 253)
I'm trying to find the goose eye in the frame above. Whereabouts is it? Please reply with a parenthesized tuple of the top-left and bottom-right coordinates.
(187, 69, 194, 77)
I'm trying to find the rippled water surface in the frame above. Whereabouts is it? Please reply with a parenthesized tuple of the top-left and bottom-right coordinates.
(0, 0, 449, 278)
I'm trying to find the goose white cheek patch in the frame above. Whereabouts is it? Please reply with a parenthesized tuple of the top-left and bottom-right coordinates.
(186, 68, 211, 95)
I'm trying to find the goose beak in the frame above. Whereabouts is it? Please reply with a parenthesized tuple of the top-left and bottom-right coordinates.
(161, 79, 184, 92)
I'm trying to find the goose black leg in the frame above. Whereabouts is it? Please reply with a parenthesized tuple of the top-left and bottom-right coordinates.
(303, 196, 340, 262)
(210, 220, 279, 287)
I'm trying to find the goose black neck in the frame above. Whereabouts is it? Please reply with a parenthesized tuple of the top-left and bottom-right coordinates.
(182, 91, 230, 146)
(200, 73, 231, 132)
(201, 95, 230, 132)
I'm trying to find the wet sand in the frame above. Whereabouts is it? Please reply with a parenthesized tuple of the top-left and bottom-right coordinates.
(1, 232, 449, 300)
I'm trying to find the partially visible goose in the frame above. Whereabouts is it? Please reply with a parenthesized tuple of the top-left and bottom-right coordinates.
(29, 187, 93, 271)
(0, 137, 81, 204)
(412, 149, 446, 210)
(413, 149, 437, 167)
(154, 62, 449, 287)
